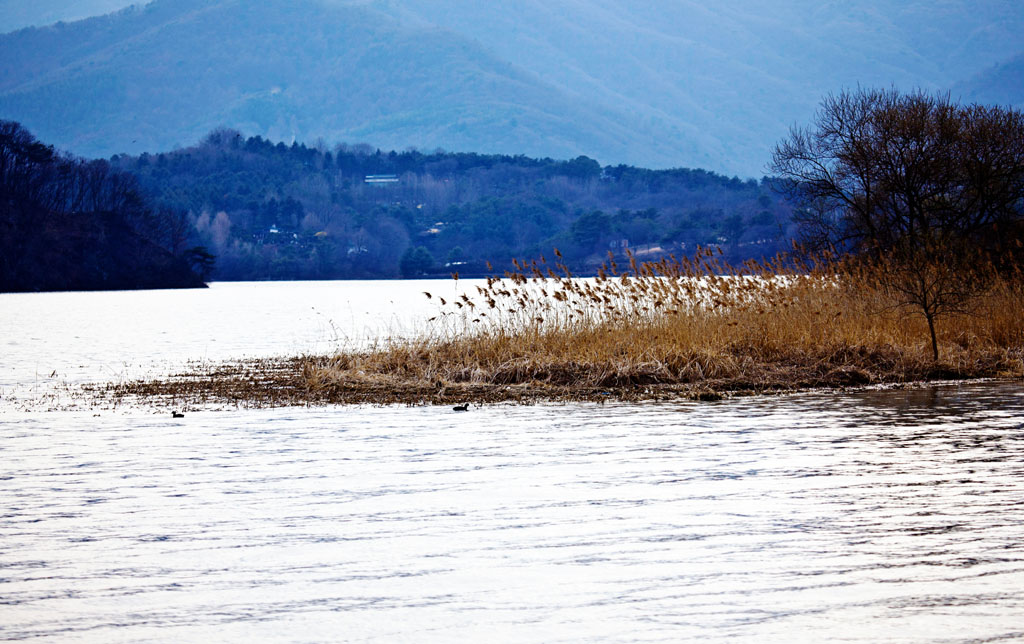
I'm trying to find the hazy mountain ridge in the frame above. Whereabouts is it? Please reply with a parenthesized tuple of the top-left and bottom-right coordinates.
(1, 0, 1022, 175)
(358, 0, 1024, 169)
(952, 53, 1024, 108)
(0, 0, 137, 32)
(0, 0, 680, 167)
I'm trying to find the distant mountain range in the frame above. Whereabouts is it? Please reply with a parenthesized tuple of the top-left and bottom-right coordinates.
(1, 0, 1022, 176)
(0, 0, 132, 31)
(952, 53, 1024, 109)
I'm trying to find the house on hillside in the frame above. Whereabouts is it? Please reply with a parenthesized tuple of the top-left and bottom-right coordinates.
(364, 174, 399, 185)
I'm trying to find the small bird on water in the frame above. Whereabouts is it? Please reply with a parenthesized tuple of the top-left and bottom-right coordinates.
(452, 404, 469, 412)
(172, 411, 185, 418)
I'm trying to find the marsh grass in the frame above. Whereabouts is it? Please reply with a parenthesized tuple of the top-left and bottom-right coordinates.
(106, 249, 1024, 408)
(297, 249, 1024, 404)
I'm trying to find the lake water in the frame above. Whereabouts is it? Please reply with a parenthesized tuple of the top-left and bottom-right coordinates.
(2, 282, 1024, 642)
(0, 280, 461, 394)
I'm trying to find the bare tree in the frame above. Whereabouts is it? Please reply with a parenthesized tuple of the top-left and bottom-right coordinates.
(771, 88, 1024, 256)
(850, 240, 997, 361)
(770, 88, 1024, 359)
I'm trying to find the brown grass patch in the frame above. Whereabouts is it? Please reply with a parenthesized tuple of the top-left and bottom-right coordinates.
(104, 251, 1024, 408)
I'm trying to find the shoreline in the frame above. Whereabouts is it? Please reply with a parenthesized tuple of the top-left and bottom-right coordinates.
(85, 353, 1023, 411)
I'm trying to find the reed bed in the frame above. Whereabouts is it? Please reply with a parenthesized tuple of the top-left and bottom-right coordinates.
(299, 249, 1024, 404)
(104, 249, 1024, 408)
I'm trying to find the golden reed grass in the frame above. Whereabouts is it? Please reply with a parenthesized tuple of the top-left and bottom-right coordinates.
(103, 248, 1023, 408)
(298, 248, 1024, 404)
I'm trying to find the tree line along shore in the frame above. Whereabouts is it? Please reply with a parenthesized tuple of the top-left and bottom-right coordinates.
(3, 117, 795, 291)
(0, 121, 209, 292)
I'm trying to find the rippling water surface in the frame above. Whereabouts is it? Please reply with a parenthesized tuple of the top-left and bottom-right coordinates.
(2, 284, 1024, 642)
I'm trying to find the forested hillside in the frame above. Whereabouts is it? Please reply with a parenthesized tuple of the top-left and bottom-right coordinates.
(112, 130, 795, 280)
(0, 121, 207, 292)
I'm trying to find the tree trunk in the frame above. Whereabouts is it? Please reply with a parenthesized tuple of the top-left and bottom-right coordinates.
(925, 312, 939, 361)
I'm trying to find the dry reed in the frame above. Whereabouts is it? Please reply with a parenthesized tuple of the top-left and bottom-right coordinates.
(105, 249, 1024, 408)
(299, 249, 1024, 404)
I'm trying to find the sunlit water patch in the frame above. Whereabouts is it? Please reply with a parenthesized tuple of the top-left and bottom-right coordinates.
(0, 280, 467, 399)
(2, 383, 1024, 642)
